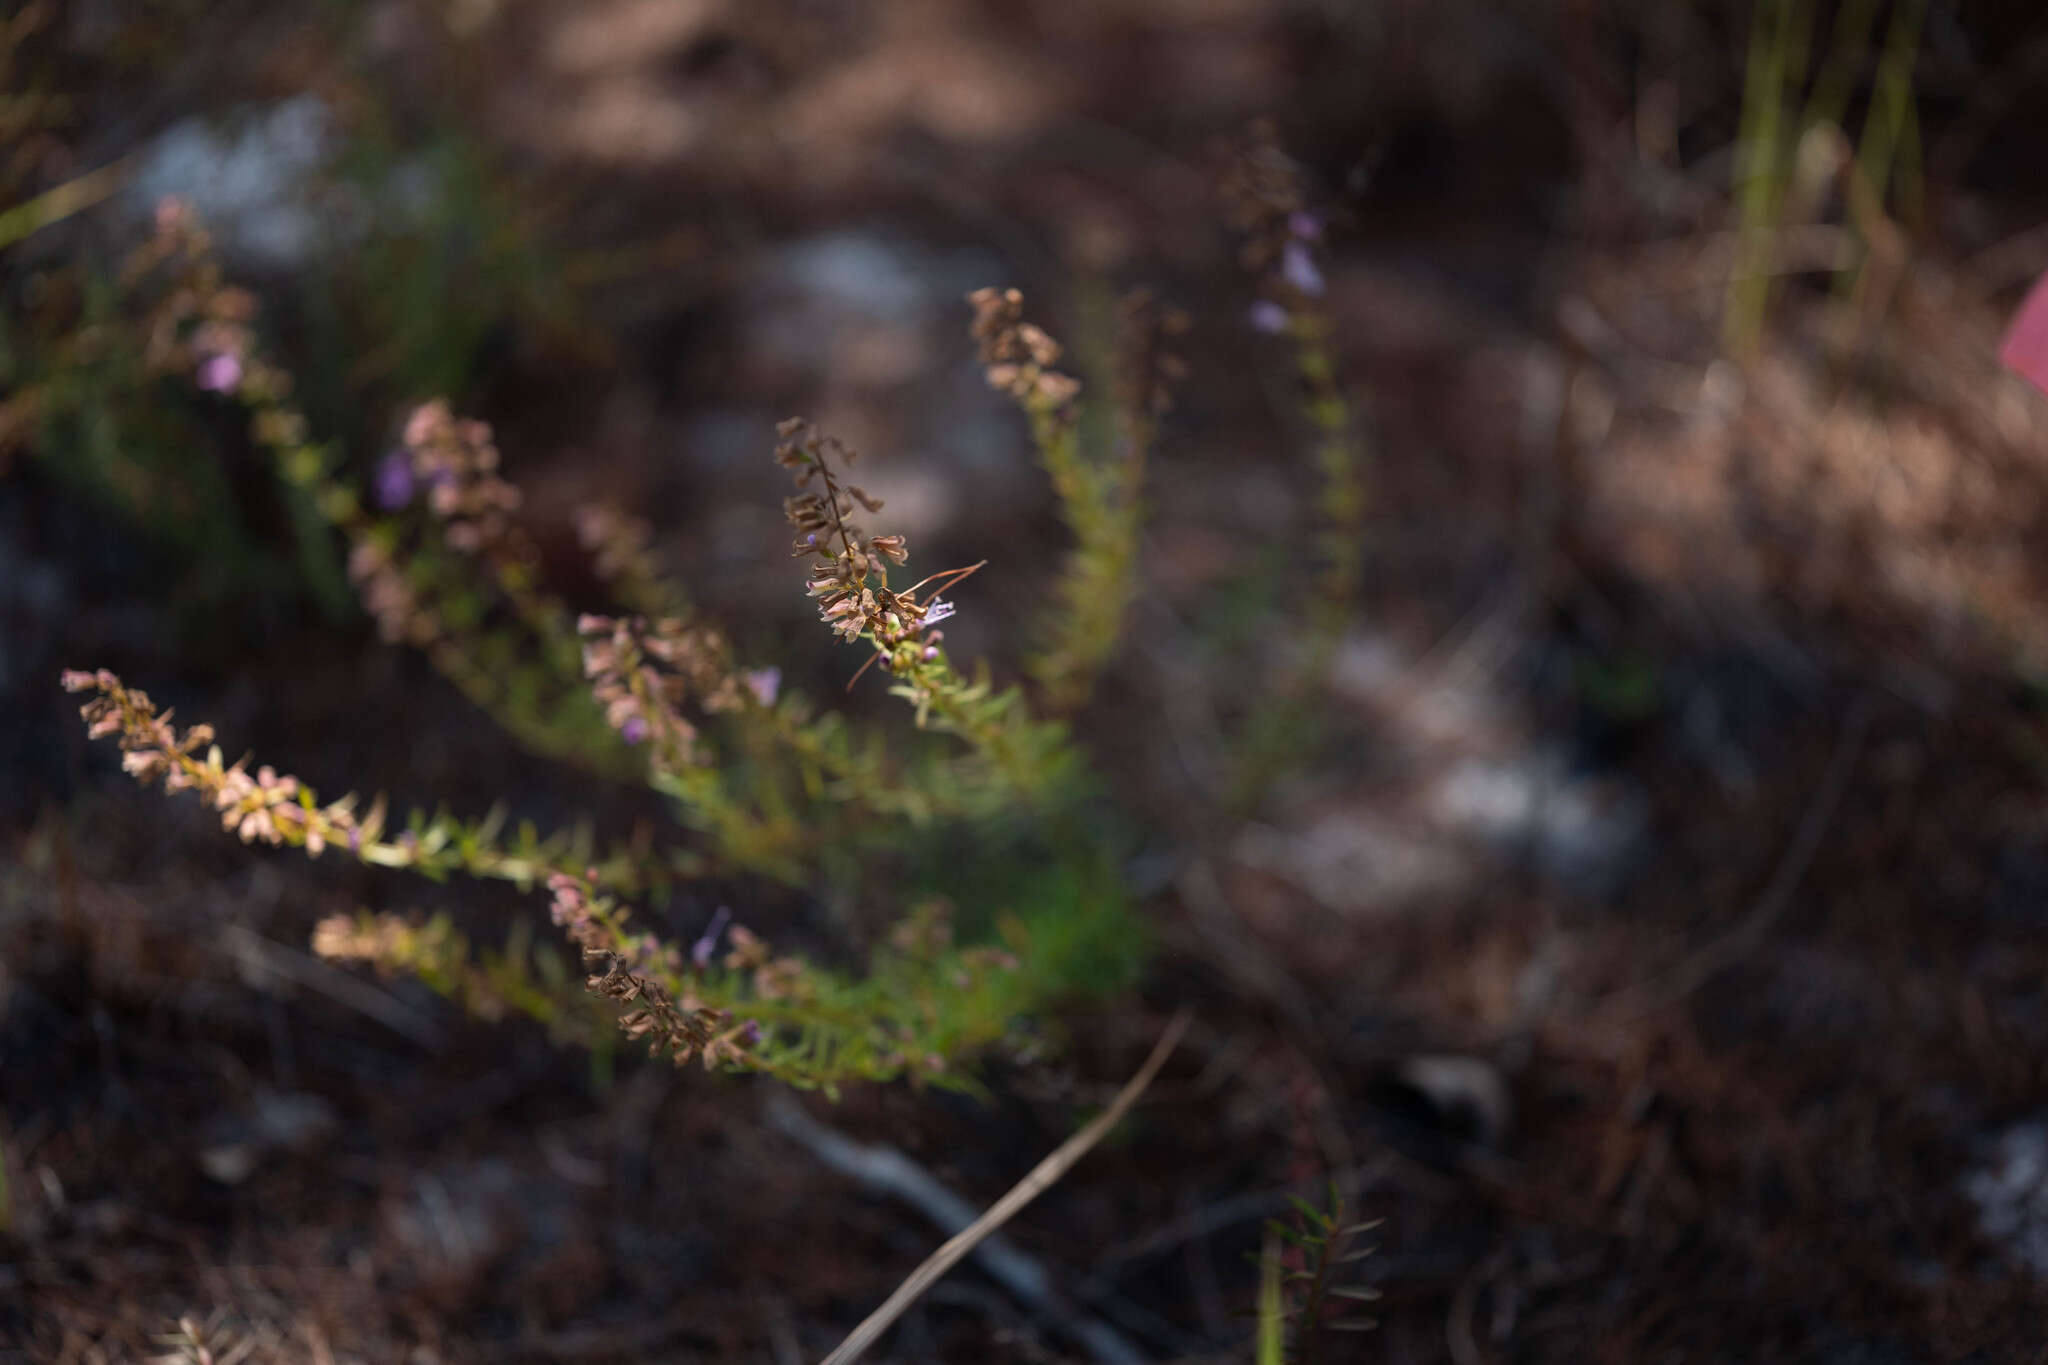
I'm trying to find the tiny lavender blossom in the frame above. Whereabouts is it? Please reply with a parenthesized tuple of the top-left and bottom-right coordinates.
(196, 352, 243, 393)
(373, 451, 416, 511)
(691, 906, 733, 969)
(1281, 239, 1326, 299)
(1248, 300, 1290, 334)
(742, 667, 780, 707)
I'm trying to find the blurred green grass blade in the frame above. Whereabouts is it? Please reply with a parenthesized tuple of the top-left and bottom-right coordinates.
(0, 156, 131, 252)
(1258, 1229, 1286, 1365)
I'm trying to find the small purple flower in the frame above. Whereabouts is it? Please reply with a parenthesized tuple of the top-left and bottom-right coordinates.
(620, 716, 649, 746)
(1281, 240, 1325, 299)
(922, 599, 957, 627)
(196, 353, 243, 394)
(739, 1018, 762, 1046)
(373, 451, 416, 510)
(692, 906, 732, 970)
(1287, 210, 1323, 242)
(347, 826, 362, 854)
(1248, 300, 1290, 334)
(742, 667, 781, 707)
(921, 645, 939, 661)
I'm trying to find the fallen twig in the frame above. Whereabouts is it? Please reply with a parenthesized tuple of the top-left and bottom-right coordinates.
(787, 1010, 1191, 1365)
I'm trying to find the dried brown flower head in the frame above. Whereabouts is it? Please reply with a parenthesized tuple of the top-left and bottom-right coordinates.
(584, 947, 756, 1070)
(577, 613, 743, 763)
(968, 287, 1082, 408)
(62, 669, 370, 856)
(1220, 118, 1330, 312)
(776, 418, 973, 675)
(1219, 117, 1307, 271)
(312, 913, 412, 969)
(1112, 289, 1192, 436)
(575, 503, 667, 603)
(400, 401, 524, 555)
(130, 196, 286, 400)
(347, 538, 439, 646)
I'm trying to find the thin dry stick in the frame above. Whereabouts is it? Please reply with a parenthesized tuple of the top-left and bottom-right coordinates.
(818, 1010, 1193, 1365)
(765, 1097, 1140, 1363)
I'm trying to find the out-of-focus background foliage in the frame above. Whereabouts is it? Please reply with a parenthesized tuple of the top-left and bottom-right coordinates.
(10, 0, 2048, 1359)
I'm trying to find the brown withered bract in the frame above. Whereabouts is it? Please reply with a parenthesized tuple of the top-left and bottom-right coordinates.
(968, 286, 1082, 408)
(401, 400, 525, 557)
(776, 417, 964, 671)
(577, 612, 749, 766)
(1113, 288, 1192, 440)
(62, 669, 370, 856)
(1218, 116, 1308, 277)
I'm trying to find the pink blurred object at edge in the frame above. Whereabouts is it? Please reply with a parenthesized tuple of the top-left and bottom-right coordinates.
(2001, 269, 2048, 398)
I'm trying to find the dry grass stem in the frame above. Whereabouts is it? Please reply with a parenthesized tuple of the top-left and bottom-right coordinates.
(817, 1010, 1192, 1365)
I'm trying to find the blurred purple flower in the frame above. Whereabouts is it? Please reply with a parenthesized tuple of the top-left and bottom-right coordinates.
(1281, 240, 1325, 298)
(196, 353, 243, 394)
(620, 716, 649, 746)
(1248, 300, 1290, 334)
(739, 1018, 762, 1046)
(373, 451, 416, 510)
(1287, 211, 1323, 242)
(743, 667, 781, 707)
(692, 906, 733, 969)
